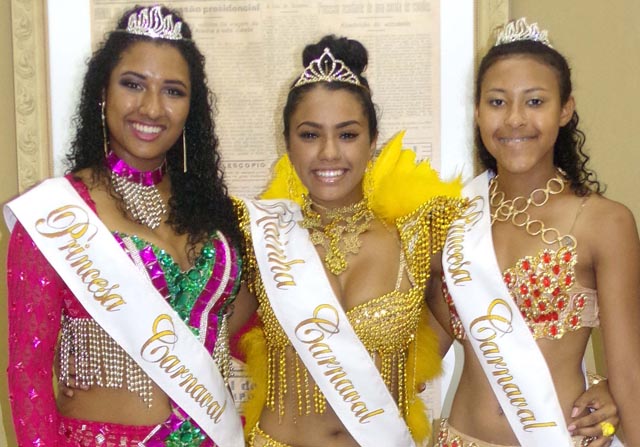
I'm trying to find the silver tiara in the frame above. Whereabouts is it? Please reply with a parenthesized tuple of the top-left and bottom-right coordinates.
(293, 47, 364, 89)
(124, 6, 184, 41)
(494, 17, 552, 48)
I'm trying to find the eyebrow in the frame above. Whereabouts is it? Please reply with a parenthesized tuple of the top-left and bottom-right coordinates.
(484, 87, 549, 94)
(119, 70, 189, 89)
(296, 120, 363, 129)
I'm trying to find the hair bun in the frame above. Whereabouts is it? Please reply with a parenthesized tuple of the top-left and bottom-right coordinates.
(302, 35, 368, 75)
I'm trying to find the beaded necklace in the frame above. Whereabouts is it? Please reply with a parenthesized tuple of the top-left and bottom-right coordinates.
(107, 151, 168, 229)
(300, 195, 375, 275)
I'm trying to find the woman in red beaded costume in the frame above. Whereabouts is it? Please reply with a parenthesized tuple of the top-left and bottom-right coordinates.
(428, 18, 640, 447)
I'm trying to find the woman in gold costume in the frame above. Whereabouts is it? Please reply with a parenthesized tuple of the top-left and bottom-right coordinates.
(235, 34, 464, 447)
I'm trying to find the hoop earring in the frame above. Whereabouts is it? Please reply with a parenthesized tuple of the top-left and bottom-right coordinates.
(182, 128, 187, 173)
(101, 100, 109, 156)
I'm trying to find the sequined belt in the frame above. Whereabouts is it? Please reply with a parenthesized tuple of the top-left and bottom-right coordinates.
(58, 415, 153, 446)
(59, 314, 154, 405)
(247, 423, 293, 447)
(436, 418, 594, 447)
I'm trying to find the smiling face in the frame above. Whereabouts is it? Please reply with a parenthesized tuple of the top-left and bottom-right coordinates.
(287, 86, 376, 209)
(475, 55, 574, 176)
(105, 41, 191, 171)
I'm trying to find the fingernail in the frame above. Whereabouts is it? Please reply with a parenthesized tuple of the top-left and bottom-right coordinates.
(571, 407, 579, 418)
(567, 424, 576, 432)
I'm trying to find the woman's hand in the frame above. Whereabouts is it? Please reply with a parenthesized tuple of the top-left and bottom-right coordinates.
(567, 380, 619, 447)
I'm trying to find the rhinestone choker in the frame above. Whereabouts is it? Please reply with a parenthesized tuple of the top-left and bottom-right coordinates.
(106, 151, 168, 229)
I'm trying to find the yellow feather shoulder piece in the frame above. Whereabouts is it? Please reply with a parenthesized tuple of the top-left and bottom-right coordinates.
(406, 307, 442, 443)
(368, 131, 462, 221)
(259, 131, 462, 217)
(260, 154, 307, 206)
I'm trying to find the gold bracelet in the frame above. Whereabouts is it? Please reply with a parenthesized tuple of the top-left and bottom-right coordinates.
(587, 371, 608, 387)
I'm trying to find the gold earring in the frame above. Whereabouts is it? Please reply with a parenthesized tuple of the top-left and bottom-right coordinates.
(285, 154, 304, 202)
(363, 159, 374, 202)
(101, 100, 109, 156)
(182, 128, 187, 173)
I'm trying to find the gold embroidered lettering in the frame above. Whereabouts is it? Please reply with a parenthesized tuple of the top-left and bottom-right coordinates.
(470, 299, 558, 431)
(140, 314, 228, 421)
(35, 204, 125, 311)
(294, 304, 384, 423)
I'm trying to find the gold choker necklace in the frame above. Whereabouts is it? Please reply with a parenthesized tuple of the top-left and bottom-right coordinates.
(300, 196, 374, 275)
(490, 170, 573, 245)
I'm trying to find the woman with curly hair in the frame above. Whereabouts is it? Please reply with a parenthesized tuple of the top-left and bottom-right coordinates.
(430, 18, 640, 447)
(5, 5, 246, 446)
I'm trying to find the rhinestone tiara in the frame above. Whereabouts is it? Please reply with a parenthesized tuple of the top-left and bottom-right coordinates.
(494, 17, 552, 48)
(293, 47, 364, 89)
(123, 6, 184, 41)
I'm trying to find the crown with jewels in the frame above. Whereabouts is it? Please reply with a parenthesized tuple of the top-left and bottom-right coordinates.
(122, 6, 184, 41)
(494, 17, 552, 48)
(293, 47, 365, 89)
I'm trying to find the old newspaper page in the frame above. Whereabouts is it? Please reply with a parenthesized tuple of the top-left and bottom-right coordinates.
(91, 0, 440, 198)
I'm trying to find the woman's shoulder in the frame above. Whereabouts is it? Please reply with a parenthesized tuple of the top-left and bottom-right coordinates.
(582, 194, 637, 230)
(578, 194, 639, 254)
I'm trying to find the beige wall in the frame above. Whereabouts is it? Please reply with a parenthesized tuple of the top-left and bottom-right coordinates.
(1, 0, 18, 444)
(511, 0, 640, 229)
(511, 0, 640, 375)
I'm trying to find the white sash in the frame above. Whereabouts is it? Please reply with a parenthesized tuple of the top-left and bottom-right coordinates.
(243, 198, 416, 447)
(4, 178, 243, 447)
(441, 172, 573, 446)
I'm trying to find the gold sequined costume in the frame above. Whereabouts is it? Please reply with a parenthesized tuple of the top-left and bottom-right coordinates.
(235, 132, 466, 444)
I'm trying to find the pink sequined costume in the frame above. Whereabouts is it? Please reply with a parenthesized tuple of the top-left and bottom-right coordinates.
(7, 176, 242, 447)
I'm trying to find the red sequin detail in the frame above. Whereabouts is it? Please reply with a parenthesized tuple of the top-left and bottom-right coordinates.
(570, 315, 579, 327)
(538, 301, 547, 312)
(565, 274, 573, 286)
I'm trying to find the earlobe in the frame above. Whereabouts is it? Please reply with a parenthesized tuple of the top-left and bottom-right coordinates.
(370, 132, 378, 157)
(560, 96, 576, 126)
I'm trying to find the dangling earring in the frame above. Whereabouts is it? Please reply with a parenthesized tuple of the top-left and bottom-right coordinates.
(363, 159, 375, 202)
(182, 127, 187, 173)
(286, 154, 304, 202)
(101, 100, 109, 157)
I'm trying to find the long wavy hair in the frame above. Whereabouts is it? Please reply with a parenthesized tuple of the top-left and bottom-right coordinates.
(283, 34, 379, 145)
(66, 4, 242, 247)
(475, 40, 603, 196)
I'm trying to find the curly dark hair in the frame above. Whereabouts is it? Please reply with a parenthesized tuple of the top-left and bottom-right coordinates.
(475, 40, 603, 195)
(66, 4, 242, 248)
(283, 34, 379, 144)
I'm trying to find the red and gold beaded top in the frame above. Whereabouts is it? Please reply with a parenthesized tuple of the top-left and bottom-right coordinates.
(445, 244, 599, 341)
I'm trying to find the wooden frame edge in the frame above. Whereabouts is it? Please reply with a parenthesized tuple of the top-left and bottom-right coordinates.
(11, 0, 52, 193)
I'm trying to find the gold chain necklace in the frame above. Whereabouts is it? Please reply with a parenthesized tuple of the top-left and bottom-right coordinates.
(490, 170, 575, 247)
(300, 195, 375, 275)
